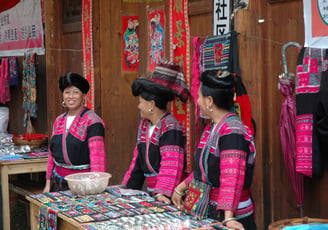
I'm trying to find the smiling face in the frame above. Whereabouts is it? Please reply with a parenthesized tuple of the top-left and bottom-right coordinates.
(63, 86, 85, 115)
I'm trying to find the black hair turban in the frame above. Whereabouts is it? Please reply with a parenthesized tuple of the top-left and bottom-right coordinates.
(59, 72, 90, 94)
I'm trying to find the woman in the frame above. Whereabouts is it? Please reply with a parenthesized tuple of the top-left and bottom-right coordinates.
(43, 72, 107, 192)
(122, 63, 190, 204)
(172, 70, 256, 230)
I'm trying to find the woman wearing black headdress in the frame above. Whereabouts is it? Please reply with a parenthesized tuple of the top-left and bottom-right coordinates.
(122, 63, 190, 204)
(172, 70, 256, 230)
(43, 72, 107, 192)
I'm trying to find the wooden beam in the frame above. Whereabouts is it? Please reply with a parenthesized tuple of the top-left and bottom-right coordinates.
(189, 1, 212, 16)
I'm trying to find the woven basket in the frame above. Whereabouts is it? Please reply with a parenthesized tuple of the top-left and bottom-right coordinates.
(12, 134, 48, 149)
(268, 217, 328, 230)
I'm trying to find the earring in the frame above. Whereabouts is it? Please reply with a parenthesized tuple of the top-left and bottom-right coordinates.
(206, 105, 213, 112)
(62, 101, 67, 107)
(81, 99, 86, 106)
(149, 108, 154, 114)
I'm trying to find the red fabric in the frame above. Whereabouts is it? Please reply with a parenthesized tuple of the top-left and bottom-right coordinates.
(169, 0, 192, 173)
(191, 37, 202, 145)
(82, 0, 95, 110)
(235, 94, 254, 135)
(0, 0, 19, 13)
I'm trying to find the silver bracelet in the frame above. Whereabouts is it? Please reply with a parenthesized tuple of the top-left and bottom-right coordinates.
(153, 193, 164, 199)
(174, 187, 185, 196)
(222, 217, 237, 226)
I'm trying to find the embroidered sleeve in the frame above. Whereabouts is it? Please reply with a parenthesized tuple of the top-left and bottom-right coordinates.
(154, 129, 186, 197)
(46, 151, 54, 179)
(215, 133, 248, 212)
(46, 120, 58, 180)
(122, 143, 145, 190)
(183, 172, 194, 186)
(88, 123, 107, 172)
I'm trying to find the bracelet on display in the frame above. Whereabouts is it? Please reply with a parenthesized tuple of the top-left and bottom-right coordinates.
(222, 217, 237, 226)
(174, 187, 185, 196)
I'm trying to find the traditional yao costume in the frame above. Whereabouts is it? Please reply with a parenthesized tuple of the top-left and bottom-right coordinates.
(183, 113, 256, 220)
(46, 73, 107, 191)
(122, 63, 190, 198)
(122, 112, 186, 197)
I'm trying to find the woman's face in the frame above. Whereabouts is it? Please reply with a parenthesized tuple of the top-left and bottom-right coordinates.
(63, 86, 85, 114)
(197, 85, 208, 116)
(138, 96, 153, 120)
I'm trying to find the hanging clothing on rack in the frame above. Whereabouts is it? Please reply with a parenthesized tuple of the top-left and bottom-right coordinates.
(22, 53, 37, 126)
(295, 47, 328, 178)
(0, 58, 11, 104)
(197, 31, 255, 134)
(9, 57, 19, 86)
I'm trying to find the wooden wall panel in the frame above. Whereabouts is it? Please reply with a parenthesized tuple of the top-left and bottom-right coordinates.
(45, 1, 83, 136)
(45, 0, 65, 135)
(98, 1, 140, 185)
(234, 1, 267, 227)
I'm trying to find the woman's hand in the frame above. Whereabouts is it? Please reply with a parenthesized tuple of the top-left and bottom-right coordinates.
(155, 194, 171, 204)
(171, 190, 183, 209)
(171, 182, 188, 209)
(224, 219, 245, 230)
(42, 179, 51, 193)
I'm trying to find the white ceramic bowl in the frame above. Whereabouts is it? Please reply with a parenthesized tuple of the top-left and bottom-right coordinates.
(65, 172, 112, 196)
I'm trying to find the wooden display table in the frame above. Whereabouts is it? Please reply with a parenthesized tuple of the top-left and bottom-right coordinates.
(27, 196, 82, 230)
(0, 157, 48, 230)
(26, 188, 226, 230)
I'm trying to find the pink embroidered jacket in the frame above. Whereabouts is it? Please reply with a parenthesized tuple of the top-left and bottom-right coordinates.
(46, 108, 107, 179)
(184, 113, 256, 218)
(122, 113, 186, 198)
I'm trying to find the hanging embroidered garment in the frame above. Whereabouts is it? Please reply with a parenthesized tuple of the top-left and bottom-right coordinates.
(9, 57, 19, 86)
(198, 31, 255, 134)
(38, 204, 58, 230)
(200, 32, 232, 73)
(295, 47, 328, 178)
(191, 37, 202, 143)
(0, 58, 10, 104)
(231, 31, 255, 135)
(22, 53, 37, 125)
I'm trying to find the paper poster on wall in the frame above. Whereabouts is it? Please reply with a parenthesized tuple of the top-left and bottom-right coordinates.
(122, 16, 139, 72)
(148, 8, 165, 72)
(0, 0, 44, 57)
(303, 0, 328, 48)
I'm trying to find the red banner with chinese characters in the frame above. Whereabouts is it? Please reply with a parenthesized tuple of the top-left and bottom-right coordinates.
(148, 8, 165, 73)
(82, 0, 94, 110)
(122, 16, 139, 72)
(169, 0, 192, 173)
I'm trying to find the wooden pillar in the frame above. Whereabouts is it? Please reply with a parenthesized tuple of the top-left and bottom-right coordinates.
(44, 0, 64, 134)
